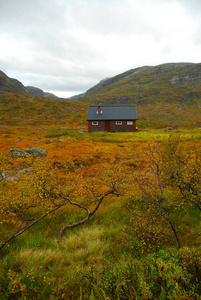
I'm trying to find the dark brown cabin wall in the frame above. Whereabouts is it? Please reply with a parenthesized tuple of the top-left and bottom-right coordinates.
(111, 121, 135, 132)
(89, 121, 105, 132)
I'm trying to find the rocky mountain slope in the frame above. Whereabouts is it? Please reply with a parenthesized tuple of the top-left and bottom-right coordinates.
(1, 63, 201, 128)
(0, 70, 28, 95)
(0, 70, 57, 98)
(75, 62, 201, 128)
(25, 86, 58, 98)
(78, 63, 201, 105)
(84, 66, 150, 97)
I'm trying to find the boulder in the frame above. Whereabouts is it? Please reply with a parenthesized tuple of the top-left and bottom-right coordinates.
(24, 148, 47, 156)
(167, 127, 173, 131)
(10, 149, 27, 157)
(10, 148, 47, 157)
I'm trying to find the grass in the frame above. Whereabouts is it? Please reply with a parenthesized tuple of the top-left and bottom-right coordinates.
(1, 190, 200, 287)
(0, 225, 111, 298)
(44, 126, 81, 139)
(84, 128, 201, 144)
(15, 226, 107, 269)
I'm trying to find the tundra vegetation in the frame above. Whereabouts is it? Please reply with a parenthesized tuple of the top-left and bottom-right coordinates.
(0, 91, 201, 299)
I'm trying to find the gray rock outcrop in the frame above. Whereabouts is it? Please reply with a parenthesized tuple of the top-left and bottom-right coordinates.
(10, 148, 47, 157)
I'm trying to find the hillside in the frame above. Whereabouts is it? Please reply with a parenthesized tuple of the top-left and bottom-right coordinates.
(25, 86, 58, 98)
(1, 63, 201, 129)
(76, 63, 201, 128)
(84, 67, 150, 97)
(0, 91, 87, 127)
(0, 70, 28, 95)
(0, 70, 57, 98)
(78, 63, 201, 105)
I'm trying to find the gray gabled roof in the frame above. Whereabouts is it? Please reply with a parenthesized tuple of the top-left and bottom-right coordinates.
(86, 105, 138, 121)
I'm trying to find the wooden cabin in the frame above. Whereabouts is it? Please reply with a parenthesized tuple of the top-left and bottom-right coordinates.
(87, 105, 138, 133)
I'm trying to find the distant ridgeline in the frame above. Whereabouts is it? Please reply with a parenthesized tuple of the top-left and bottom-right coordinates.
(0, 70, 57, 98)
(1, 63, 201, 104)
(76, 62, 201, 106)
(1, 63, 201, 128)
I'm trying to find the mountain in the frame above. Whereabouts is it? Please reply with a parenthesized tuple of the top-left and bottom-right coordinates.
(0, 70, 57, 98)
(77, 63, 201, 105)
(0, 70, 28, 95)
(75, 62, 201, 128)
(84, 67, 150, 97)
(25, 86, 58, 98)
(1, 63, 201, 128)
(0, 90, 87, 126)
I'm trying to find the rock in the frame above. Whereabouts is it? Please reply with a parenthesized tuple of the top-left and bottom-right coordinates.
(73, 159, 83, 168)
(53, 161, 74, 171)
(35, 137, 45, 141)
(26, 86, 58, 98)
(10, 149, 27, 157)
(24, 148, 47, 156)
(10, 148, 47, 157)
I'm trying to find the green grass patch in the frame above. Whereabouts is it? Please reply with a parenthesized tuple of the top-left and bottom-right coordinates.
(86, 128, 201, 143)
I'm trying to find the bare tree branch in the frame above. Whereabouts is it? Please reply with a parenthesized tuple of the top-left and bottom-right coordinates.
(1, 174, 120, 250)
(59, 188, 120, 238)
(0, 203, 66, 250)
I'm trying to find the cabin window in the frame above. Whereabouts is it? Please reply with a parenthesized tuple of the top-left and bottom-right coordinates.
(127, 121, 133, 125)
(115, 121, 122, 125)
(92, 121, 99, 126)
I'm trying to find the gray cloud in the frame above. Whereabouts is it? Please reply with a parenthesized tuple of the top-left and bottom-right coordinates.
(0, 0, 201, 97)
(178, 0, 201, 13)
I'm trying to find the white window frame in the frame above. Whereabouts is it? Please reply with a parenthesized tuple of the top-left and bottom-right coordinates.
(127, 121, 133, 126)
(92, 121, 99, 126)
(115, 121, 123, 126)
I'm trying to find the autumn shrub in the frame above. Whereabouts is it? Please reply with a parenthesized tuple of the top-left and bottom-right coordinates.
(163, 136, 201, 212)
(44, 126, 83, 139)
(1, 245, 200, 299)
(124, 135, 201, 253)
(139, 247, 201, 299)
(72, 247, 201, 299)
(44, 126, 69, 138)
(136, 119, 147, 130)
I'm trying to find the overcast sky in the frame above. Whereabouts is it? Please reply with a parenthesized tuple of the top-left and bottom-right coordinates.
(0, 0, 201, 98)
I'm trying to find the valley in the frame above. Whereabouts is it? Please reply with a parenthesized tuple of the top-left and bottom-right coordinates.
(0, 64, 201, 299)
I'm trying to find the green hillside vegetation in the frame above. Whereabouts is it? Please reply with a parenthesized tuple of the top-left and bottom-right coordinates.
(1, 89, 201, 130)
(0, 91, 87, 127)
(1, 63, 201, 129)
(80, 63, 201, 104)
(78, 63, 201, 128)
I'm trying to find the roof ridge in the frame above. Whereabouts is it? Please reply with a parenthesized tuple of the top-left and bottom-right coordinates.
(88, 104, 136, 107)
